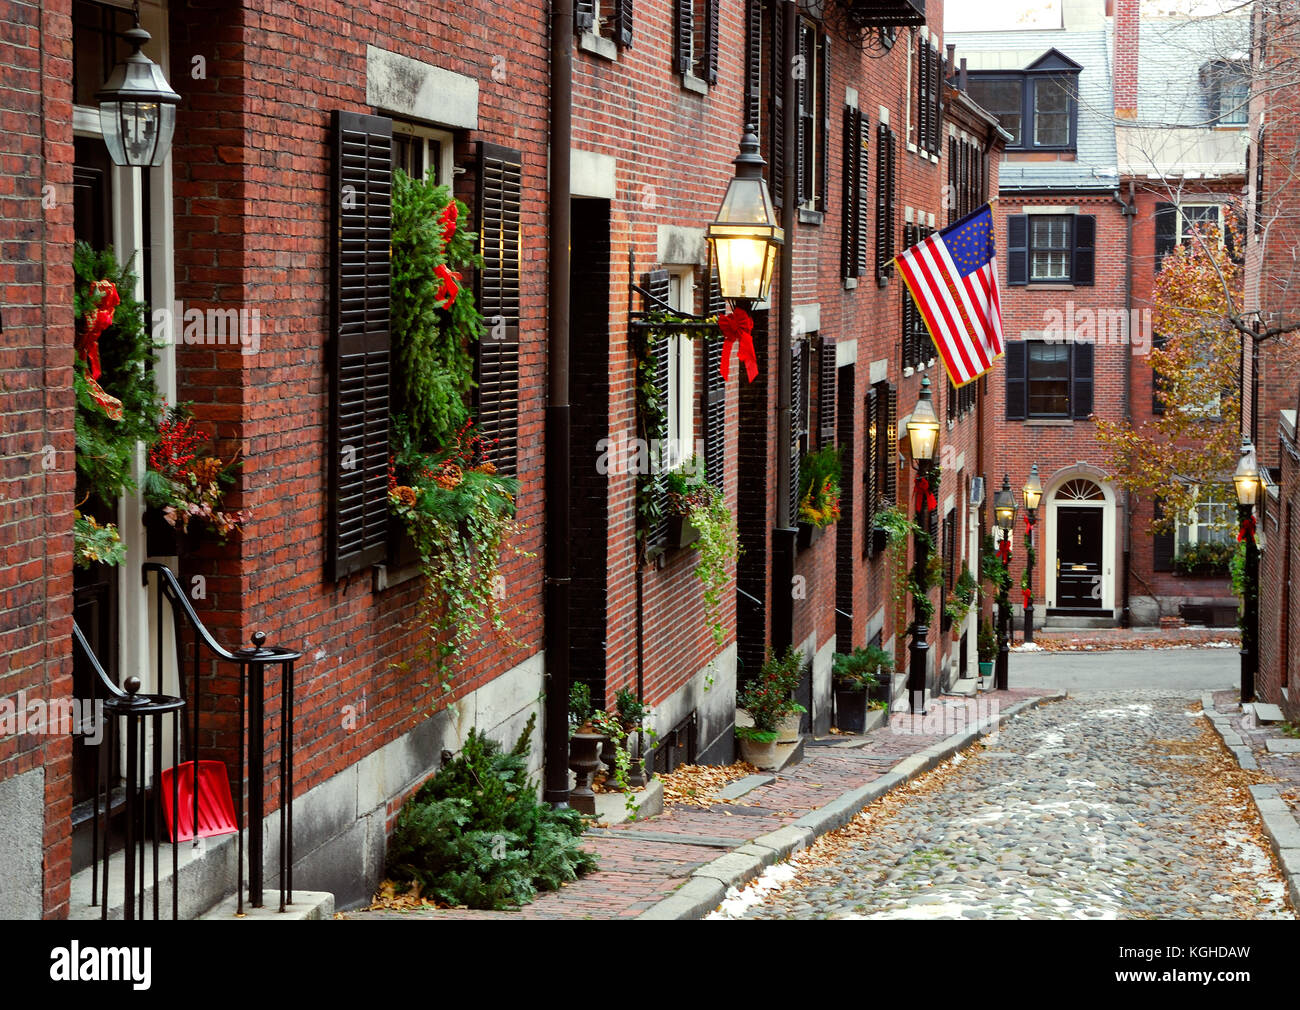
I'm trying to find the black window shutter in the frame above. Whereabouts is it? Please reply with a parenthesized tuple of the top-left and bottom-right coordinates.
(476, 142, 523, 476)
(329, 110, 392, 580)
(615, 0, 634, 48)
(575, 0, 595, 32)
(1152, 498, 1175, 571)
(818, 34, 831, 213)
(932, 45, 944, 153)
(1008, 215, 1029, 285)
(770, 5, 785, 207)
(704, 269, 726, 488)
(645, 270, 671, 543)
(1151, 332, 1166, 414)
(1072, 214, 1095, 285)
(855, 113, 870, 277)
(1255, 126, 1265, 235)
(744, 0, 763, 134)
(819, 337, 837, 447)
(877, 122, 896, 283)
(947, 135, 957, 224)
(706, 0, 720, 84)
(884, 382, 898, 506)
(864, 385, 878, 557)
(1071, 341, 1094, 419)
(918, 39, 929, 154)
(675, 0, 693, 76)
(795, 25, 810, 207)
(791, 342, 804, 521)
(1154, 202, 1177, 271)
(1005, 340, 1027, 420)
(842, 107, 859, 277)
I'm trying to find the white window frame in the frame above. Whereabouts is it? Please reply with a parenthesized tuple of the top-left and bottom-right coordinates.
(391, 120, 455, 186)
(1174, 485, 1235, 558)
(665, 269, 696, 471)
(1176, 202, 1225, 249)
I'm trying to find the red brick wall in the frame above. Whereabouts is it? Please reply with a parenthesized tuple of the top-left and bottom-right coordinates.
(0, 0, 75, 920)
(1113, 0, 1139, 119)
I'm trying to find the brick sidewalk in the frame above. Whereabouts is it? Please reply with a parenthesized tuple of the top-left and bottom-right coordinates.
(1211, 689, 1300, 827)
(342, 687, 1050, 921)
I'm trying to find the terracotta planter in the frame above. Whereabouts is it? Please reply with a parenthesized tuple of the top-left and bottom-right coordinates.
(737, 735, 780, 771)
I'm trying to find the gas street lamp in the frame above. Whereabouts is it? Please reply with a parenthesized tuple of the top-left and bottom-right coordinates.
(905, 378, 940, 715)
(1234, 438, 1260, 703)
(96, 8, 181, 169)
(992, 475, 1018, 691)
(1022, 462, 1042, 644)
(706, 128, 784, 308)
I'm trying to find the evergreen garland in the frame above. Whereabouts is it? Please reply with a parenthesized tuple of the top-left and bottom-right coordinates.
(73, 241, 163, 508)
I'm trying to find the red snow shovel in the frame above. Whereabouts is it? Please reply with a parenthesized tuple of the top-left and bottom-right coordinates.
(160, 761, 238, 842)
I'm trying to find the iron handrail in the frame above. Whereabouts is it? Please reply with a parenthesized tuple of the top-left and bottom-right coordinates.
(72, 622, 129, 701)
(141, 561, 242, 662)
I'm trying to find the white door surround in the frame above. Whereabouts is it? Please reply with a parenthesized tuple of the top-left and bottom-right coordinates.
(1042, 467, 1117, 614)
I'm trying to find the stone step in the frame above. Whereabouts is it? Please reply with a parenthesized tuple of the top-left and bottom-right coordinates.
(593, 775, 664, 825)
(199, 889, 334, 921)
(1252, 703, 1286, 725)
(69, 831, 239, 921)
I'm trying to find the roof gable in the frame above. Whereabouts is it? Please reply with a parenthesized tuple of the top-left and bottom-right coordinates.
(1025, 48, 1082, 73)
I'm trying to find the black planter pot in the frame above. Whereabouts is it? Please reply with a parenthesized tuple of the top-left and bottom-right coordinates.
(797, 521, 827, 551)
(143, 508, 202, 557)
(870, 526, 888, 555)
(667, 513, 701, 550)
(833, 687, 869, 733)
(868, 672, 893, 707)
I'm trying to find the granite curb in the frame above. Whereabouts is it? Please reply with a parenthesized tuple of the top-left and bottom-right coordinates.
(1200, 692, 1300, 909)
(637, 690, 1066, 920)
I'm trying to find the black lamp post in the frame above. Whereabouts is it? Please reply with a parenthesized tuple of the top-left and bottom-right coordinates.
(993, 474, 1018, 691)
(95, 7, 180, 169)
(1233, 438, 1260, 703)
(1022, 462, 1042, 645)
(906, 378, 941, 715)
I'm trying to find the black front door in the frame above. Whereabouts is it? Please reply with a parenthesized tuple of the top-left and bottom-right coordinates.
(1056, 507, 1103, 608)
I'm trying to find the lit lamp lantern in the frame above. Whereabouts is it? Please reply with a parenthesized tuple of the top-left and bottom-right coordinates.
(1234, 438, 1260, 507)
(905, 377, 941, 462)
(1023, 463, 1043, 516)
(96, 23, 181, 168)
(706, 130, 783, 306)
(994, 474, 1018, 533)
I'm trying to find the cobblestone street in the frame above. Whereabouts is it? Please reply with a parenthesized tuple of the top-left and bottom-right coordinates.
(721, 691, 1295, 920)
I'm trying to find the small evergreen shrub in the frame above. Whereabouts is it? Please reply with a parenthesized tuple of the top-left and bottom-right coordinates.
(385, 715, 597, 910)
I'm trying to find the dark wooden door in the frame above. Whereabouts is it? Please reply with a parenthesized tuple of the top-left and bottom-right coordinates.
(1056, 507, 1103, 608)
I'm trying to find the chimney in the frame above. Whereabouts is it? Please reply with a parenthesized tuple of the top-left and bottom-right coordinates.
(1114, 0, 1139, 120)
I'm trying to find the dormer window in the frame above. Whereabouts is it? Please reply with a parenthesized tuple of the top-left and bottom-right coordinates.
(967, 49, 1081, 153)
(1201, 60, 1248, 126)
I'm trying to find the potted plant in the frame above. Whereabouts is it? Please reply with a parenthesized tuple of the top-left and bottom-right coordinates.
(736, 645, 803, 769)
(663, 462, 709, 550)
(832, 645, 891, 733)
(796, 445, 842, 549)
(978, 617, 997, 681)
(943, 564, 979, 636)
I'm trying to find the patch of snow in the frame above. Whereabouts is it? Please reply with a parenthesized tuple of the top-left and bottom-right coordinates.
(707, 860, 799, 919)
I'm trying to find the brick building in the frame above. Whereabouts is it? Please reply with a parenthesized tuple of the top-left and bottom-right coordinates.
(950, 0, 1246, 632)
(0, 0, 1004, 919)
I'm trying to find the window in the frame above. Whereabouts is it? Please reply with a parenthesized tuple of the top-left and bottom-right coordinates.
(1202, 60, 1248, 125)
(968, 53, 1080, 152)
(576, 0, 633, 47)
(1030, 216, 1071, 281)
(1155, 202, 1226, 271)
(392, 122, 454, 185)
(863, 380, 898, 558)
(1007, 213, 1095, 286)
(675, 0, 719, 86)
(795, 19, 831, 212)
(1004, 340, 1093, 421)
(1175, 486, 1235, 558)
(666, 270, 696, 469)
(968, 78, 1022, 146)
(915, 35, 943, 157)
(1026, 342, 1070, 417)
(876, 121, 898, 283)
(947, 134, 987, 225)
(901, 220, 934, 370)
(947, 375, 976, 421)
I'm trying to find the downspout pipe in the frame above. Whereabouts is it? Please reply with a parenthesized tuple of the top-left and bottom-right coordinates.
(770, 0, 797, 655)
(544, 0, 573, 806)
(1115, 182, 1136, 628)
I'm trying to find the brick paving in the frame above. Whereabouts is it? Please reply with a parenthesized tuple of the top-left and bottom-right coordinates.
(341, 688, 1049, 920)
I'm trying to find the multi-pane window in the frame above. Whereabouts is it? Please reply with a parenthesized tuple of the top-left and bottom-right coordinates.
(666, 270, 696, 469)
(676, 0, 720, 85)
(947, 135, 987, 225)
(1030, 216, 1071, 281)
(1155, 202, 1228, 271)
(1175, 486, 1235, 557)
(392, 123, 454, 185)
(1181, 204, 1223, 244)
(1203, 60, 1249, 125)
(1026, 342, 1071, 418)
(576, 0, 633, 47)
(968, 68, 1079, 151)
(795, 19, 830, 212)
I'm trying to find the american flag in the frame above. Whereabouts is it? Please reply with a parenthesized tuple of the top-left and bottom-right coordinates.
(895, 204, 1005, 388)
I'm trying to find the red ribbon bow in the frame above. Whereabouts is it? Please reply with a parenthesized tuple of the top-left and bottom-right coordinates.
(718, 308, 758, 383)
(997, 539, 1012, 564)
(914, 476, 937, 514)
(434, 264, 461, 309)
(439, 201, 458, 243)
(1022, 588, 1032, 608)
(77, 279, 120, 380)
(1238, 515, 1256, 543)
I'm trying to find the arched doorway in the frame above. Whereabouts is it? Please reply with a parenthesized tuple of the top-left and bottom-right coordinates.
(1044, 475, 1116, 616)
